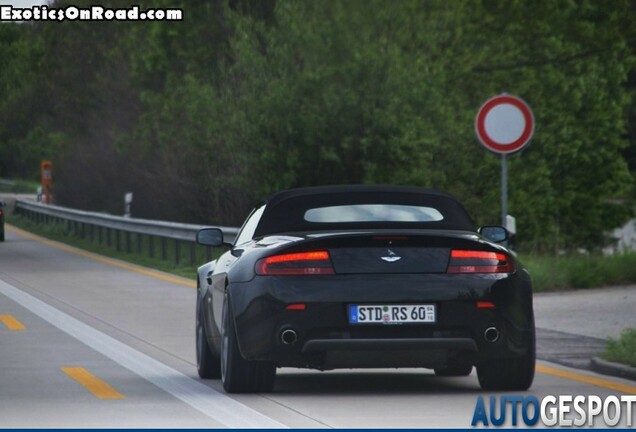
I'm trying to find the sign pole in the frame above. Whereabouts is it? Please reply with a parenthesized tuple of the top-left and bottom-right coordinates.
(501, 154, 507, 227)
(475, 94, 534, 230)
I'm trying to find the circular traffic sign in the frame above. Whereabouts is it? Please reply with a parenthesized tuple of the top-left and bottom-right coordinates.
(475, 94, 534, 154)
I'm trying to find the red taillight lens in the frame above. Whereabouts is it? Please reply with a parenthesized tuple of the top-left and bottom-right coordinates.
(256, 251, 335, 275)
(0, 209, 3, 217)
(447, 250, 514, 274)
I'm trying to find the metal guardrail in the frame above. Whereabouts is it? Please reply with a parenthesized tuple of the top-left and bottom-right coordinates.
(14, 200, 239, 266)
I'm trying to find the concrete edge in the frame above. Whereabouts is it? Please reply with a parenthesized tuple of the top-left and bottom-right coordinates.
(591, 356, 636, 381)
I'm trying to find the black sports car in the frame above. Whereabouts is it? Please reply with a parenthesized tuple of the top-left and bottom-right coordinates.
(195, 185, 535, 393)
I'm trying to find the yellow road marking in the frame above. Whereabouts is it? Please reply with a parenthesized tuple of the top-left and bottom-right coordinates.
(61, 367, 125, 400)
(537, 364, 636, 394)
(6, 224, 196, 288)
(0, 314, 26, 331)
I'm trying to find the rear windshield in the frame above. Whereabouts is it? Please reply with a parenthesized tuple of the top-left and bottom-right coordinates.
(305, 204, 444, 223)
(254, 191, 475, 237)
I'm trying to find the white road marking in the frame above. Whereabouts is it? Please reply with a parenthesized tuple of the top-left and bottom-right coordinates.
(0, 279, 287, 429)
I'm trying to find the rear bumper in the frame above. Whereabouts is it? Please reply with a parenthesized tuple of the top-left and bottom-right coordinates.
(302, 338, 477, 353)
(300, 338, 478, 369)
(223, 272, 534, 369)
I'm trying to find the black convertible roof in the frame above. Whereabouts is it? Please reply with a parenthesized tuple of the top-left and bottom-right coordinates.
(264, 184, 458, 206)
(254, 184, 476, 237)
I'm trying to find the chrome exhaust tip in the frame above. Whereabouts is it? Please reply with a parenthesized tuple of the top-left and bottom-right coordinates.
(280, 329, 298, 345)
(484, 327, 500, 343)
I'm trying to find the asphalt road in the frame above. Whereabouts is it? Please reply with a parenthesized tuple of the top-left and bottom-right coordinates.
(1, 224, 635, 428)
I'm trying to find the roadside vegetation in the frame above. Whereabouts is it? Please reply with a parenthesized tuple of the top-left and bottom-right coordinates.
(602, 328, 636, 368)
(522, 253, 636, 292)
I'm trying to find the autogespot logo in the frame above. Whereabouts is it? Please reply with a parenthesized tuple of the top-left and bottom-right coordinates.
(471, 395, 636, 427)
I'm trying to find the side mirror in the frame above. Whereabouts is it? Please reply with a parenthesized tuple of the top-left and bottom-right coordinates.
(478, 225, 508, 243)
(196, 228, 225, 247)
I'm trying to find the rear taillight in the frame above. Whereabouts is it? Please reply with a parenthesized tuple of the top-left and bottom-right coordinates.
(255, 251, 335, 275)
(447, 250, 514, 274)
(0, 209, 3, 217)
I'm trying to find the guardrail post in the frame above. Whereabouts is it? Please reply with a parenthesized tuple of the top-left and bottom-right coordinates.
(125, 231, 131, 253)
(148, 236, 154, 258)
(190, 243, 195, 266)
(175, 240, 180, 265)
(161, 238, 167, 260)
(116, 230, 121, 251)
(137, 233, 142, 255)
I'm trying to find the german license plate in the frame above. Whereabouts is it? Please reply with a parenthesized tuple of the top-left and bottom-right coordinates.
(348, 304, 436, 324)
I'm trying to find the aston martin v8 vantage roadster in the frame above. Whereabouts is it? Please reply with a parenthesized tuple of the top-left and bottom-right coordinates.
(195, 185, 535, 393)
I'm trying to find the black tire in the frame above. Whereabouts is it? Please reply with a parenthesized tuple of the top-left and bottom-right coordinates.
(0, 228, 4, 242)
(196, 306, 221, 379)
(221, 294, 276, 393)
(434, 363, 473, 377)
(477, 328, 536, 391)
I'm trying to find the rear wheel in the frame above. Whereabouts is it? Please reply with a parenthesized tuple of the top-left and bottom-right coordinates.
(477, 328, 535, 391)
(434, 363, 473, 377)
(196, 307, 221, 379)
(221, 294, 276, 393)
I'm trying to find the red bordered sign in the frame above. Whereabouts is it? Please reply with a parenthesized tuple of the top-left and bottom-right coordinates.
(475, 95, 534, 154)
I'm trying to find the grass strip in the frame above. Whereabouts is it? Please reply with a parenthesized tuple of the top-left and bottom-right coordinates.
(602, 328, 636, 368)
(521, 253, 636, 292)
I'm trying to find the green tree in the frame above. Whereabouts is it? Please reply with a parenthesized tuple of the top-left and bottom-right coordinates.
(0, 0, 633, 252)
